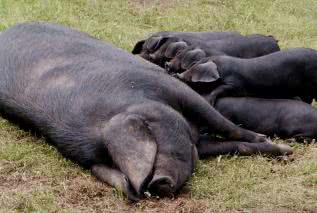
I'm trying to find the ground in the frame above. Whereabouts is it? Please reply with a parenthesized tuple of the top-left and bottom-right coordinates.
(0, 0, 316, 212)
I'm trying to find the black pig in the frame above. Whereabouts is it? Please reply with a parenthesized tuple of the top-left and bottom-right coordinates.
(179, 48, 317, 105)
(166, 34, 280, 73)
(132, 31, 243, 67)
(132, 32, 279, 73)
(132, 31, 242, 55)
(215, 97, 317, 140)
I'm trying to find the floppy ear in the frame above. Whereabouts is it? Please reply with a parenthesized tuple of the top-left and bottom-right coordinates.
(102, 113, 157, 196)
(177, 61, 220, 83)
(181, 48, 206, 70)
(132, 40, 145, 54)
(146, 36, 169, 52)
(191, 61, 220, 82)
(164, 41, 188, 58)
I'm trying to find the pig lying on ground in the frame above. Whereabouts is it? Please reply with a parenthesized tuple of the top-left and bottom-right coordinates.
(132, 32, 279, 71)
(132, 31, 242, 58)
(179, 48, 317, 105)
(165, 34, 280, 73)
(214, 97, 317, 140)
(0, 22, 291, 201)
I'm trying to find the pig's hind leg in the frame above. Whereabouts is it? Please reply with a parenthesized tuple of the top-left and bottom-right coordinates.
(196, 136, 293, 158)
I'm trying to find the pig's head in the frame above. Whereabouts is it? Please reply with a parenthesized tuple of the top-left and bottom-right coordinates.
(147, 37, 183, 66)
(164, 41, 188, 59)
(101, 111, 197, 200)
(132, 36, 171, 61)
(132, 35, 186, 68)
(166, 47, 207, 74)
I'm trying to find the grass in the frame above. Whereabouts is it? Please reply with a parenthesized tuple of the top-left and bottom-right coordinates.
(0, 0, 316, 212)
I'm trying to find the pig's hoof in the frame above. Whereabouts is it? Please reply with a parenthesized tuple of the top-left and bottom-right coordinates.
(276, 144, 293, 155)
(148, 176, 175, 197)
(256, 134, 271, 143)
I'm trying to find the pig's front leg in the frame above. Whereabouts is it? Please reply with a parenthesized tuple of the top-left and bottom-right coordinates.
(91, 164, 139, 202)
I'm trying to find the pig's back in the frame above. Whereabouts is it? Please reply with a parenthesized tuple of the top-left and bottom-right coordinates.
(0, 22, 171, 133)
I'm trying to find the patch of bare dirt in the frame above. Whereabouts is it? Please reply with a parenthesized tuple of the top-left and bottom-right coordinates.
(129, 196, 208, 213)
(55, 175, 209, 212)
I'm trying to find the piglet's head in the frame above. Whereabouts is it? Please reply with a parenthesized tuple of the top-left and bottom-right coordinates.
(166, 47, 207, 74)
(132, 36, 170, 60)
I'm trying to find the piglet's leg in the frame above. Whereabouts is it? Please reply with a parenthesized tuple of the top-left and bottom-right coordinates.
(292, 133, 315, 143)
(207, 84, 234, 106)
(91, 164, 139, 202)
(196, 136, 293, 158)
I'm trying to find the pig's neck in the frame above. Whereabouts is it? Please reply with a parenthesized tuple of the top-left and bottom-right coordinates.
(213, 56, 242, 78)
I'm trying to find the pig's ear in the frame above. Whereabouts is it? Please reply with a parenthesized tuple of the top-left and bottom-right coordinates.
(181, 48, 206, 70)
(146, 36, 169, 52)
(164, 41, 188, 58)
(102, 113, 157, 196)
(191, 61, 220, 83)
(132, 40, 145, 54)
(177, 61, 220, 83)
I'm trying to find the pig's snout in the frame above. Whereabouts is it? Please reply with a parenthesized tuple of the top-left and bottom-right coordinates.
(148, 175, 176, 197)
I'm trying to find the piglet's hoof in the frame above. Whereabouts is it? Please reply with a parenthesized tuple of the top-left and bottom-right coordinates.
(275, 144, 293, 155)
(255, 133, 272, 143)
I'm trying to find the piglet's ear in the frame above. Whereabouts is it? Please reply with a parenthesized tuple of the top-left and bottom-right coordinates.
(164, 41, 188, 59)
(146, 36, 169, 52)
(103, 113, 157, 196)
(178, 61, 220, 83)
(191, 61, 220, 83)
(132, 40, 145, 54)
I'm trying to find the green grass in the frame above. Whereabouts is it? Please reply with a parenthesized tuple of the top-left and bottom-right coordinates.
(0, 0, 316, 212)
